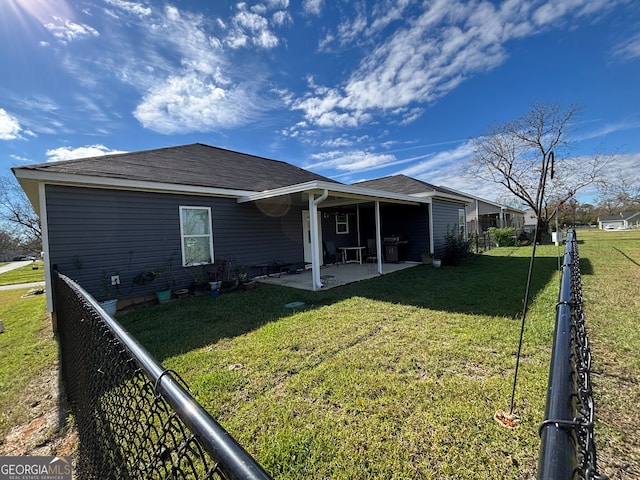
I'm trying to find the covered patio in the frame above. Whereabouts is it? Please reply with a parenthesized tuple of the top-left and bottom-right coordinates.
(239, 180, 432, 291)
(256, 261, 420, 290)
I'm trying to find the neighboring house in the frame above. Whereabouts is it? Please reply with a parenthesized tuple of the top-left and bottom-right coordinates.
(523, 209, 538, 234)
(467, 198, 524, 234)
(598, 211, 640, 230)
(13, 144, 469, 311)
(428, 186, 525, 235)
(353, 175, 472, 258)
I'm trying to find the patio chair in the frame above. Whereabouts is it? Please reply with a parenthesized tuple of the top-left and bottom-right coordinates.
(363, 238, 378, 263)
(323, 241, 341, 266)
(364, 238, 378, 273)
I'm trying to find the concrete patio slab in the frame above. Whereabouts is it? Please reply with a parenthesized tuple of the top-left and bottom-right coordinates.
(256, 262, 419, 290)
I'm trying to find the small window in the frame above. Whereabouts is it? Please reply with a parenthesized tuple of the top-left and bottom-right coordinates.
(336, 214, 349, 234)
(458, 208, 466, 238)
(179, 206, 214, 266)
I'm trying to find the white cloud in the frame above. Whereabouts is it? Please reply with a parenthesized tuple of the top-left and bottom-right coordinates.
(613, 32, 640, 62)
(307, 150, 396, 173)
(105, 0, 152, 17)
(272, 10, 292, 27)
(0, 109, 25, 140)
(44, 16, 99, 42)
(70, 4, 277, 133)
(575, 118, 640, 142)
(225, 3, 280, 49)
(0, 108, 34, 140)
(46, 145, 127, 162)
(134, 73, 257, 133)
(293, 0, 625, 130)
(400, 141, 474, 178)
(302, 0, 323, 16)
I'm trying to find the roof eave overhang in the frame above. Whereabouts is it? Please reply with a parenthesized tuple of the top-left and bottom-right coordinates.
(13, 169, 255, 214)
(237, 180, 426, 206)
(410, 191, 473, 205)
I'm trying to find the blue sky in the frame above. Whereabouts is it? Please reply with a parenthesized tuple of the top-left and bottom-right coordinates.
(1, 0, 639, 204)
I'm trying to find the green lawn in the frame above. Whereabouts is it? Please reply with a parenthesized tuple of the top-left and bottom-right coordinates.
(120, 244, 564, 479)
(576, 229, 640, 478)
(0, 288, 54, 439)
(0, 261, 45, 286)
(1, 230, 637, 478)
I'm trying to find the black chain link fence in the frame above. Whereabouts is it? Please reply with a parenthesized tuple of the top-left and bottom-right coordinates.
(537, 229, 607, 480)
(53, 271, 272, 480)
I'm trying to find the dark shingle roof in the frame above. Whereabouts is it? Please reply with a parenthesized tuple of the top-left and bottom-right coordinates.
(353, 174, 442, 195)
(20, 143, 337, 191)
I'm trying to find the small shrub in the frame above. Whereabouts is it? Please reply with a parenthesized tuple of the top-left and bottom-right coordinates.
(442, 229, 473, 266)
(488, 227, 516, 247)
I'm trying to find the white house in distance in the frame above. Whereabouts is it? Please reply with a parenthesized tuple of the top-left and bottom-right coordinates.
(598, 211, 640, 230)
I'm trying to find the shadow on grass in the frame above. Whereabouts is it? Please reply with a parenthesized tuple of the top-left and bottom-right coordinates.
(119, 253, 560, 362)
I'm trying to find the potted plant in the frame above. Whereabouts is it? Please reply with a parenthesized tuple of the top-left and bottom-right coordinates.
(208, 262, 222, 292)
(432, 258, 442, 268)
(188, 265, 210, 296)
(154, 255, 175, 303)
(238, 266, 256, 290)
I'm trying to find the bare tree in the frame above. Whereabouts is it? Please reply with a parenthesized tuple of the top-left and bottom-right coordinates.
(0, 228, 20, 253)
(0, 176, 41, 249)
(597, 165, 640, 210)
(468, 103, 613, 240)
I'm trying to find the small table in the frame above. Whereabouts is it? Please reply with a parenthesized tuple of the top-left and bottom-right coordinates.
(338, 246, 365, 264)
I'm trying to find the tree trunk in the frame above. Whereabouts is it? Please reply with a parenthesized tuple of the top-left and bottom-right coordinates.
(536, 218, 551, 244)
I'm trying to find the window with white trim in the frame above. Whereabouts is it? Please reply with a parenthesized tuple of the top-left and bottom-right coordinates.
(179, 206, 214, 266)
(458, 208, 466, 238)
(336, 213, 349, 234)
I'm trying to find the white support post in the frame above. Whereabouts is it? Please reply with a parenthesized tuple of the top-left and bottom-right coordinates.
(375, 201, 382, 274)
(309, 190, 328, 290)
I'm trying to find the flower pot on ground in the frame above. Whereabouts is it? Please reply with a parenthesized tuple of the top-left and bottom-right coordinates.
(100, 298, 118, 315)
(240, 279, 256, 290)
(156, 289, 172, 303)
(174, 288, 189, 299)
(209, 281, 222, 291)
(432, 259, 442, 268)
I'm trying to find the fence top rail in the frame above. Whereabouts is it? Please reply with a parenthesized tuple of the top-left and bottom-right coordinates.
(56, 271, 273, 480)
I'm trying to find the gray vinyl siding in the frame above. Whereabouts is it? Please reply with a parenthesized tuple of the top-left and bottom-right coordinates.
(432, 199, 465, 258)
(45, 184, 305, 300)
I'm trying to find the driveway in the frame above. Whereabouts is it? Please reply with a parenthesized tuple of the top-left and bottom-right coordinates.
(0, 260, 33, 274)
(0, 261, 45, 291)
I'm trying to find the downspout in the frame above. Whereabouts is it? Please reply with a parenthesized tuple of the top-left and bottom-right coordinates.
(38, 183, 53, 314)
(309, 190, 329, 290)
(374, 201, 382, 274)
(428, 203, 435, 255)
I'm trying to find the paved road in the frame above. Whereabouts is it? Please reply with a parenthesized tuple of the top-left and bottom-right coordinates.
(0, 281, 46, 291)
(0, 260, 33, 274)
(0, 261, 45, 291)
